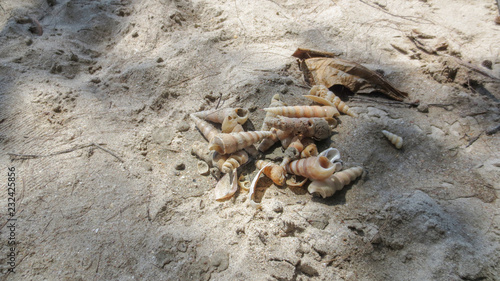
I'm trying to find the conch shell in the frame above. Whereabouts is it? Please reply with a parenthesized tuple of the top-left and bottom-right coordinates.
(382, 130, 403, 149)
(264, 106, 339, 118)
(209, 131, 272, 155)
(193, 108, 249, 133)
(221, 150, 249, 174)
(304, 85, 357, 117)
(190, 114, 218, 142)
(308, 166, 363, 198)
(265, 116, 334, 140)
(286, 156, 337, 181)
(255, 160, 286, 186)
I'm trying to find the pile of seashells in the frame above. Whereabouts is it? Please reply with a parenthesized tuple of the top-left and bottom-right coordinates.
(190, 85, 403, 207)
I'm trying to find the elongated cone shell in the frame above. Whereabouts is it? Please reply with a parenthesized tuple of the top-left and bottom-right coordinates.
(382, 130, 403, 149)
(209, 131, 272, 155)
(193, 108, 249, 125)
(221, 150, 249, 174)
(308, 166, 363, 198)
(190, 114, 218, 142)
(264, 106, 339, 118)
(286, 156, 336, 181)
(257, 127, 280, 152)
(255, 160, 286, 186)
(212, 152, 228, 170)
(265, 116, 331, 140)
(261, 94, 286, 131)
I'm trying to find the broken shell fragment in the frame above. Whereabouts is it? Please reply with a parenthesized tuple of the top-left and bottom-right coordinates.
(255, 160, 286, 186)
(382, 130, 403, 149)
(221, 150, 249, 174)
(301, 143, 318, 158)
(190, 114, 218, 142)
(209, 131, 272, 155)
(308, 166, 363, 198)
(197, 161, 210, 176)
(191, 141, 214, 166)
(264, 106, 339, 118)
(215, 169, 238, 201)
(286, 156, 337, 181)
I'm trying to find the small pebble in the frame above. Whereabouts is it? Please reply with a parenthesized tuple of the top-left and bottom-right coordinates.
(132, 31, 139, 38)
(481, 60, 493, 70)
(175, 163, 185, 170)
(417, 103, 429, 113)
(272, 201, 284, 213)
(157, 57, 164, 63)
(176, 122, 190, 132)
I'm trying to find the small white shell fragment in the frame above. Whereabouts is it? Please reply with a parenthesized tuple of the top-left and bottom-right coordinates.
(197, 161, 210, 176)
(382, 130, 403, 149)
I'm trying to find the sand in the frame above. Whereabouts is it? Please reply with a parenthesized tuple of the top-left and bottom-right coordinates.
(0, 0, 499, 280)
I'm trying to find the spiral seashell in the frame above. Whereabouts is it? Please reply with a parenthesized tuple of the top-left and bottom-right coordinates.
(265, 116, 332, 140)
(288, 136, 304, 152)
(308, 166, 363, 198)
(221, 150, 249, 174)
(209, 131, 272, 155)
(257, 128, 280, 152)
(193, 108, 249, 125)
(197, 161, 210, 176)
(231, 124, 259, 157)
(261, 94, 286, 131)
(382, 130, 403, 149)
(304, 85, 357, 117)
(212, 152, 228, 171)
(286, 156, 337, 181)
(264, 106, 339, 118)
(190, 114, 218, 142)
(301, 143, 318, 158)
(255, 160, 286, 186)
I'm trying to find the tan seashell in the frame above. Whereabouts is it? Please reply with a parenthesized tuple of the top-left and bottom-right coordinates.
(231, 124, 259, 157)
(288, 136, 304, 152)
(305, 85, 357, 117)
(265, 116, 332, 140)
(301, 143, 318, 158)
(197, 161, 210, 176)
(382, 130, 403, 149)
(193, 108, 249, 125)
(308, 166, 363, 198)
(190, 114, 219, 142)
(209, 131, 272, 155)
(212, 152, 228, 171)
(255, 160, 286, 186)
(221, 150, 249, 174)
(238, 174, 251, 191)
(215, 169, 238, 201)
(264, 106, 339, 118)
(286, 156, 337, 181)
(191, 141, 214, 167)
(257, 128, 280, 152)
(259, 94, 287, 151)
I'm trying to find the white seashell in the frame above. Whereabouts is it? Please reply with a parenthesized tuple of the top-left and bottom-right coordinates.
(248, 162, 272, 208)
(190, 114, 218, 142)
(305, 85, 357, 117)
(197, 161, 210, 176)
(382, 130, 403, 149)
(308, 166, 363, 198)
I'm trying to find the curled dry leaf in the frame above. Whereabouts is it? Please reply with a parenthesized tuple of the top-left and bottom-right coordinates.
(293, 48, 408, 101)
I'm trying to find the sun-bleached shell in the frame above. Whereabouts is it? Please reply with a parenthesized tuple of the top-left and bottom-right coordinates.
(382, 130, 403, 149)
(264, 105, 339, 118)
(221, 150, 249, 174)
(193, 107, 249, 125)
(286, 156, 337, 181)
(190, 114, 218, 142)
(209, 131, 272, 155)
(214, 169, 238, 201)
(255, 160, 286, 186)
(197, 161, 210, 176)
(308, 166, 363, 198)
(265, 116, 333, 140)
(259, 94, 287, 151)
